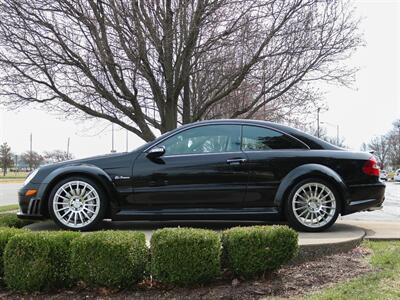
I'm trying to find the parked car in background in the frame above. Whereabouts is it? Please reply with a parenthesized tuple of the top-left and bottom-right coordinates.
(17, 120, 385, 232)
(394, 169, 400, 182)
(379, 170, 388, 181)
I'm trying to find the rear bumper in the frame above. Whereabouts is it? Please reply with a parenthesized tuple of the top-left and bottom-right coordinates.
(342, 182, 385, 215)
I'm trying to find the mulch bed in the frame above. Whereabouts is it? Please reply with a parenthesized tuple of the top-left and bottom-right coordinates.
(1, 247, 372, 300)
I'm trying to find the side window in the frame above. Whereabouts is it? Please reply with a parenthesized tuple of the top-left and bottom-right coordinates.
(242, 126, 307, 151)
(161, 125, 241, 155)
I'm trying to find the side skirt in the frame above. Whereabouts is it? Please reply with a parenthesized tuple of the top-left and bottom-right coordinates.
(112, 207, 281, 221)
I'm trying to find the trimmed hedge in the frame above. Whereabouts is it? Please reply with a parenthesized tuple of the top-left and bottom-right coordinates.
(4, 231, 80, 292)
(0, 213, 32, 228)
(0, 224, 299, 291)
(222, 225, 298, 278)
(70, 231, 147, 288)
(0, 227, 27, 277)
(151, 228, 221, 286)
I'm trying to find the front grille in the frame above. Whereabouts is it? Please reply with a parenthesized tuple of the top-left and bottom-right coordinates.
(27, 198, 41, 215)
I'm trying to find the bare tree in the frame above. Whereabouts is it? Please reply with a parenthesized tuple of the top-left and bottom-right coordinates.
(323, 136, 347, 148)
(44, 150, 74, 163)
(360, 142, 368, 152)
(0, 142, 13, 176)
(0, 0, 361, 141)
(388, 119, 400, 168)
(21, 151, 44, 171)
(368, 135, 391, 169)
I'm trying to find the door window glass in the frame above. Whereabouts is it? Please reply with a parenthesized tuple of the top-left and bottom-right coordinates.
(242, 125, 307, 151)
(161, 125, 241, 155)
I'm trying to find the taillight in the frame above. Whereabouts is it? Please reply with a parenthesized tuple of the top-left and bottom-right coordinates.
(362, 156, 380, 177)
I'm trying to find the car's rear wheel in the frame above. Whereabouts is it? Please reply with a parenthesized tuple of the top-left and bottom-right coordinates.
(285, 179, 340, 232)
(48, 177, 107, 231)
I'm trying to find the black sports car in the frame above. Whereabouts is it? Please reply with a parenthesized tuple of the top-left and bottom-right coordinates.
(18, 119, 385, 232)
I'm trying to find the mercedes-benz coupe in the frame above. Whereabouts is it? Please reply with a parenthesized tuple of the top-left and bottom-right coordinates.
(18, 120, 385, 232)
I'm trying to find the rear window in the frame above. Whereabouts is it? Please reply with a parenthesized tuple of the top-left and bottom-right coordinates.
(242, 126, 307, 151)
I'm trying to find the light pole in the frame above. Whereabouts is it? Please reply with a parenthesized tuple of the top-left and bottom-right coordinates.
(321, 121, 340, 145)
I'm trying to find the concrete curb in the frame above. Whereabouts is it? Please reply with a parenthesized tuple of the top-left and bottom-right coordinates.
(293, 223, 366, 262)
(295, 234, 365, 263)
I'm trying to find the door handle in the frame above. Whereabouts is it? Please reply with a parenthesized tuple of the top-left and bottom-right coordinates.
(226, 158, 247, 165)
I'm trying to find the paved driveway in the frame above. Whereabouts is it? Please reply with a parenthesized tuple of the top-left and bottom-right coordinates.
(1, 181, 399, 222)
(0, 182, 22, 205)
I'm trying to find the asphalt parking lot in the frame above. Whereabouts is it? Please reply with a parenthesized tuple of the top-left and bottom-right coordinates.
(0, 182, 22, 205)
(1, 181, 399, 221)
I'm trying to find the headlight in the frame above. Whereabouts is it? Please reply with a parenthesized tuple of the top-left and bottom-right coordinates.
(23, 169, 39, 186)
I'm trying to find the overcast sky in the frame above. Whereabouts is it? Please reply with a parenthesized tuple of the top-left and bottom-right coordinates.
(1, 0, 399, 159)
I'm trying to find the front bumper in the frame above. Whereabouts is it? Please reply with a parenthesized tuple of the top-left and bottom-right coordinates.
(17, 184, 45, 220)
(342, 182, 386, 215)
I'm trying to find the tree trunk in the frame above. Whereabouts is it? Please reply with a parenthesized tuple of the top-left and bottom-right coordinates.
(182, 79, 191, 124)
(163, 103, 178, 133)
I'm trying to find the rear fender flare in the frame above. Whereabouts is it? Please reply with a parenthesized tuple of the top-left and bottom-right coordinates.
(274, 163, 349, 213)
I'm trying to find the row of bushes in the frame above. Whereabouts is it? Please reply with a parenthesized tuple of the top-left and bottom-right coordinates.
(0, 225, 298, 292)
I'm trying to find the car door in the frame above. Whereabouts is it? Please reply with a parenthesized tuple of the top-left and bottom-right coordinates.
(242, 125, 309, 207)
(130, 124, 249, 209)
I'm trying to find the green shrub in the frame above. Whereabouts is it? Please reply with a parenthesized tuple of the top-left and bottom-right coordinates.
(4, 231, 80, 292)
(222, 225, 298, 278)
(70, 231, 147, 288)
(151, 228, 221, 286)
(0, 213, 32, 228)
(0, 227, 27, 277)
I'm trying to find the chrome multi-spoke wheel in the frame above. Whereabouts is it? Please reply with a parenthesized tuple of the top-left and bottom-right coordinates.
(286, 180, 339, 232)
(292, 182, 336, 228)
(51, 180, 101, 229)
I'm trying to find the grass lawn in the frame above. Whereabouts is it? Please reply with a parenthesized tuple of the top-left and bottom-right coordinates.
(300, 241, 400, 299)
(0, 171, 27, 183)
(0, 204, 19, 213)
(0, 171, 28, 179)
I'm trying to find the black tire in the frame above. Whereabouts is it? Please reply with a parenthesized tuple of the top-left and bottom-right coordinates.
(48, 176, 107, 231)
(284, 178, 340, 232)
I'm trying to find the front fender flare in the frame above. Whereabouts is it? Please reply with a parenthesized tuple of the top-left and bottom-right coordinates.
(274, 163, 350, 211)
(37, 164, 118, 217)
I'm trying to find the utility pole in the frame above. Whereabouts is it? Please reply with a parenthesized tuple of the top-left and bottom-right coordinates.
(29, 133, 33, 171)
(321, 121, 340, 145)
(66, 137, 70, 158)
(30, 133, 32, 154)
(317, 108, 320, 138)
(111, 123, 116, 153)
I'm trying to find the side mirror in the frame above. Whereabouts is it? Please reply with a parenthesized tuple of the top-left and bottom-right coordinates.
(146, 146, 166, 159)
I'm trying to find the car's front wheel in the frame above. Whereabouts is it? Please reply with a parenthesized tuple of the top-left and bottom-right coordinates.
(48, 177, 107, 231)
(285, 179, 340, 232)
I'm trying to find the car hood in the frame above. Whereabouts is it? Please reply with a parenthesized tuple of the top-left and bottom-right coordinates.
(34, 151, 139, 179)
(61, 152, 134, 168)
